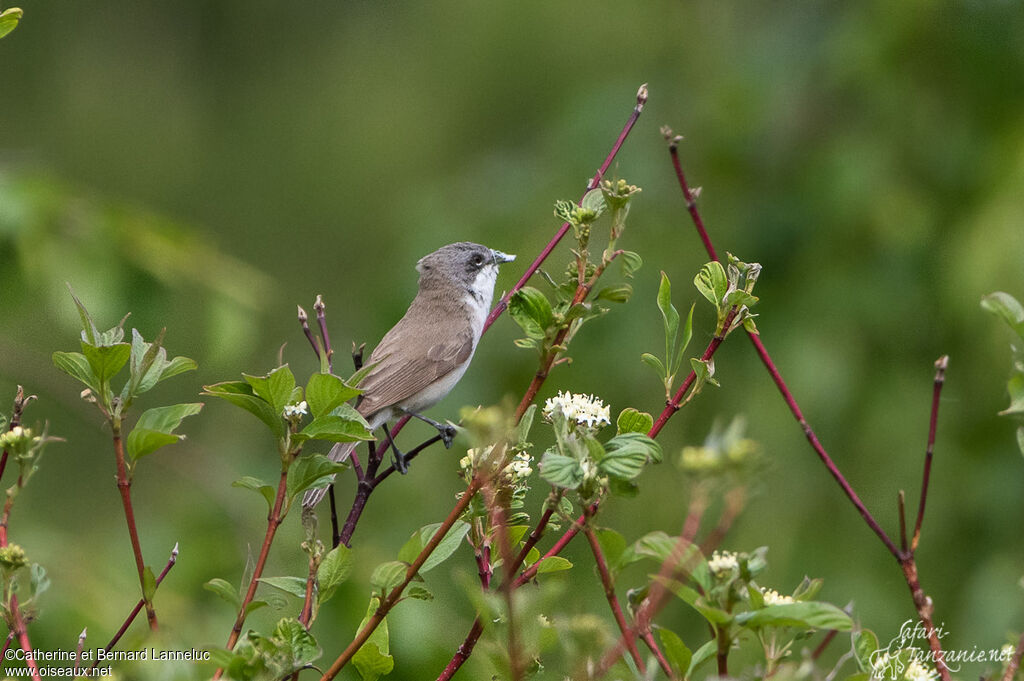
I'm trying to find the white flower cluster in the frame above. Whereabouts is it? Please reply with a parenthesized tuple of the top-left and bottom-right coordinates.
(504, 451, 534, 484)
(905, 659, 939, 681)
(708, 550, 739, 577)
(543, 391, 611, 429)
(760, 587, 794, 606)
(0, 426, 37, 451)
(283, 401, 308, 419)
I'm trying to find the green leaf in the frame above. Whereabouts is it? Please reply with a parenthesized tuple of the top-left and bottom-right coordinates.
(1017, 426, 1024, 457)
(306, 372, 362, 418)
(80, 342, 131, 387)
(514, 404, 537, 447)
(397, 520, 471, 573)
(689, 638, 718, 675)
(232, 476, 276, 513)
(554, 200, 576, 224)
(853, 629, 880, 672)
(596, 283, 633, 303)
(620, 531, 679, 566)
(657, 628, 692, 677)
(508, 287, 555, 340)
(243, 365, 296, 418)
(694, 261, 728, 309)
(657, 272, 680, 362)
(539, 451, 584, 489)
(124, 328, 166, 398)
(982, 291, 1024, 339)
(640, 352, 667, 379)
(352, 597, 394, 681)
(202, 380, 284, 437)
(258, 576, 308, 599)
(533, 556, 573, 574)
(735, 601, 853, 630)
(619, 250, 643, 278)
(125, 402, 203, 460)
(52, 351, 100, 394)
(406, 584, 434, 601)
(318, 544, 354, 605)
(142, 566, 157, 601)
(67, 285, 100, 345)
(0, 7, 23, 40)
(273, 618, 321, 670)
(580, 187, 607, 216)
(286, 454, 348, 503)
(674, 303, 695, 375)
(653, 576, 732, 625)
(370, 561, 408, 595)
(616, 408, 653, 435)
(205, 578, 241, 608)
(603, 432, 662, 470)
(29, 564, 50, 599)
(595, 528, 626, 574)
(296, 413, 374, 444)
(1000, 373, 1024, 416)
(158, 355, 198, 382)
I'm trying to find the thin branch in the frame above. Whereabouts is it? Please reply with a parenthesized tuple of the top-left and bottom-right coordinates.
(481, 479, 522, 681)
(217, 468, 290, 676)
(666, 136, 960, 678)
(91, 543, 178, 669)
(112, 429, 158, 629)
(584, 524, 647, 674)
(898, 490, 908, 555)
(318, 477, 483, 681)
(297, 306, 319, 360)
(314, 295, 334, 373)
(912, 355, 947, 553)
(483, 83, 648, 334)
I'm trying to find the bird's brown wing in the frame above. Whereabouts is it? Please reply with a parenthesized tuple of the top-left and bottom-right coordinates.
(356, 312, 474, 415)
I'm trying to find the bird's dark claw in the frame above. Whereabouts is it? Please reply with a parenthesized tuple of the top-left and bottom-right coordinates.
(440, 423, 457, 449)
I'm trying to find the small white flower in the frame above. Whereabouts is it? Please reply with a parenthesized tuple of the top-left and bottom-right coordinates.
(905, 659, 939, 681)
(504, 451, 534, 483)
(760, 587, 794, 606)
(708, 550, 738, 577)
(543, 391, 611, 429)
(283, 401, 308, 419)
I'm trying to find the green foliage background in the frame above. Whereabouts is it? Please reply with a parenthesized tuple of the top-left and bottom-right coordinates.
(1, 1, 1023, 678)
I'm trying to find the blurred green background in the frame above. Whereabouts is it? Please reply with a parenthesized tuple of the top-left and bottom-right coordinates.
(2, 0, 1023, 678)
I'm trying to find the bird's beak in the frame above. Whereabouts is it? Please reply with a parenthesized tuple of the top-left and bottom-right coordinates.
(491, 250, 516, 265)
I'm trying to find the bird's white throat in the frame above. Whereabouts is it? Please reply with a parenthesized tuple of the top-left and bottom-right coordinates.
(464, 263, 499, 338)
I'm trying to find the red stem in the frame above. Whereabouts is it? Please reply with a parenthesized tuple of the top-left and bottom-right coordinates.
(912, 356, 947, 553)
(113, 431, 158, 630)
(91, 544, 178, 670)
(218, 468, 289, 670)
(318, 477, 483, 680)
(483, 84, 648, 334)
(584, 525, 646, 673)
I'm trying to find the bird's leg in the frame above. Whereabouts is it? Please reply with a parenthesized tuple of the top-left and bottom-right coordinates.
(379, 425, 410, 474)
(405, 411, 457, 449)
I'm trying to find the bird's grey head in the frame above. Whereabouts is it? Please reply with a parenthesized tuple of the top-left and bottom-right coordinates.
(415, 243, 515, 303)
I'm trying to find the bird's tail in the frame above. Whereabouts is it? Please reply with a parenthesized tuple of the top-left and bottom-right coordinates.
(302, 440, 358, 509)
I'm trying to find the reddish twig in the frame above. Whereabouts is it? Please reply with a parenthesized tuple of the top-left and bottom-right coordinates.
(318, 477, 483, 680)
(667, 135, 960, 681)
(584, 524, 647, 673)
(217, 468, 290, 675)
(596, 490, 709, 677)
(912, 355, 947, 553)
(484, 83, 648, 334)
(1, 390, 41, 681)
(112, 429, 158, 630)
(91, 544, 178, 670)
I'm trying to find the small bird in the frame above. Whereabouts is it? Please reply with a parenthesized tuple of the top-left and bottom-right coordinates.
(303, 241, 515, 508)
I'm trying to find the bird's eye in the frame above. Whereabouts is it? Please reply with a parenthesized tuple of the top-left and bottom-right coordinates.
(470, 254, 485, 269)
